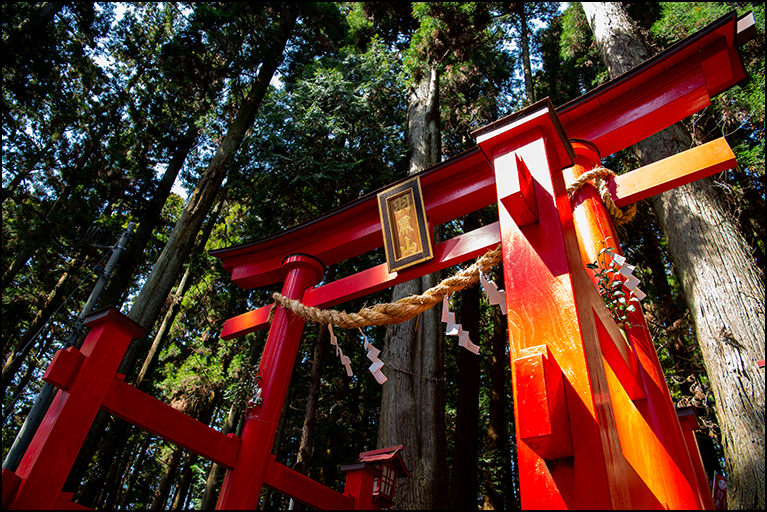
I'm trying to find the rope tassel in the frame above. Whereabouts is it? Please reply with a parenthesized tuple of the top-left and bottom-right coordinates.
(566, 166, 637, 226)
(271, 245, 503, 329)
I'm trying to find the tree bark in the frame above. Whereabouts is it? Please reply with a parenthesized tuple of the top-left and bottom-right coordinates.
(516, 5, 535, 105)
(101, 124, 198, 309)
(294, 308, 330, 476)
(378, 64, 448, 510)
(122, 4, 297, 357)
(150, 445, 184, 510)
(2, 257, 79, 395)
(448, 215, 481, 509)
(64, 9, 298, 497)
(582, 4, 765, 509)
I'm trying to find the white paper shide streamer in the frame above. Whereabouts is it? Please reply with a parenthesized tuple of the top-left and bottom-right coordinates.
(606, 251, 647, 301)
(480, 271, 507, 314)
(442, 296, 480, 355)
(359, 328, 387, 384)
(328, 324, 353, 377)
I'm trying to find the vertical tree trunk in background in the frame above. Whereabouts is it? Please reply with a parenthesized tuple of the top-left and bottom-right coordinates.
(448, 214, 481, 509)
(64, 9, 298, 498)
(2, 257, 80, 395)
(135, 264, 194, 389)
(483, 266, 516, 511)
(102, 124, 198, 309)
(294, 313, 331, 475)
(515, 4, 535, 105)
(123, 6, 296, 365)
(150, 446, 184, 510)
(582, 4, 765, 509)
(1, 97, 126, 295)
(378, 64, 447, 510)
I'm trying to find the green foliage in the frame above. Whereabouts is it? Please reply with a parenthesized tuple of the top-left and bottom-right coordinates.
(535, 3, 607, 105)
(234, 37, 407, 238)
(586, 240, 641, 332)
(649, 1, 765, 273)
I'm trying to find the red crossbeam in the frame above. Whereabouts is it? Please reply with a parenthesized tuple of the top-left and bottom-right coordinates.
(101, 376, 241, 469)
(263, 455, 354, 510)
(221, 221, 501, 339)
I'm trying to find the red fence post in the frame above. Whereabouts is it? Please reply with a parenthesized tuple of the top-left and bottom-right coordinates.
(217, 254, 324, 509)
(7, 308, 145, 510)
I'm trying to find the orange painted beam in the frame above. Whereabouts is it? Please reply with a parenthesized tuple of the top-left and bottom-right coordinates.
(611, 137, 736, 207)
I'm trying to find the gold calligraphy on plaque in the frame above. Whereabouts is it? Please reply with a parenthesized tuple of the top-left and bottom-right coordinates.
(377, 177, 433, 273)
(388, 191, 422, 259)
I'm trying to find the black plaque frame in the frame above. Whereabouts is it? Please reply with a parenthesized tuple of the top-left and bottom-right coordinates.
(377, 176, 433, 273)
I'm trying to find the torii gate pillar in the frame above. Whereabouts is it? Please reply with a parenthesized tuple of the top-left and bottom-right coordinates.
(217, 255, 324, 509)
(475, 101, 710, 509)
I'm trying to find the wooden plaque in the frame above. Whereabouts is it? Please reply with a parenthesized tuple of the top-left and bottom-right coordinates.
(377, 177, 433, 273)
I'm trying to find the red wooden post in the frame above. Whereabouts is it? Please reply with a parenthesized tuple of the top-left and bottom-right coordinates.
(216, 254, 324, 509)
(340, 463, 382, 510)
(8, 308, 145, 510)
(678, 407, 715, 509)
(477, 100, 644, 509)
(565, 141, 714, 509)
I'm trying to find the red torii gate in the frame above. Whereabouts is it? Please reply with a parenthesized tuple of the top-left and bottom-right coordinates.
(1, 11, 753, 510)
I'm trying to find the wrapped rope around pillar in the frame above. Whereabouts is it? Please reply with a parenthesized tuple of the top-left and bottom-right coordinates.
(566, 166, 637, 226)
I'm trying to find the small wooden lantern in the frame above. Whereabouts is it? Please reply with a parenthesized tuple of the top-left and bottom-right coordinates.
(357, 445, 410, 508)
(377, 177, 433, 273)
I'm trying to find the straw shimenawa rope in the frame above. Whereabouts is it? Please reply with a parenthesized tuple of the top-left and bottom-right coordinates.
(271, 168, 632, 329)
(271, 245, 503, 329)
(566, 166, 637, 226)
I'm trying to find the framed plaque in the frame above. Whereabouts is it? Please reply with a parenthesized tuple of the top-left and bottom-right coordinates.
(377, 177, 433, 273)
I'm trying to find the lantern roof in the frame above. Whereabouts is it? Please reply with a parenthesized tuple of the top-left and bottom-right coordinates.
(358, 445, 410, 478)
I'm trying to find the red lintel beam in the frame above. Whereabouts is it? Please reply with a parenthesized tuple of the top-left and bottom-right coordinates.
(101, 376, 240, 469)
(558, 11, 747, 157)
(263, 455, 354, 510)
(212, 149, 495, 290)
(610, 137, 736, 208)
(221, 221, 501, 339)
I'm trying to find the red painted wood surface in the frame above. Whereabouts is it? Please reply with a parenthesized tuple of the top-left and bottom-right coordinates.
(7, 13, 750, 510)
(341, 463, 383, 510)
(41, 347, 84, 391)
(101, 375, 241, 468)
(221, 221, 501, 339)
(217, 255, 325, 509)
(611, 137, 736, 207)
(263, 454, 355, 509)
(211, 12, 746, 295)
(558, 11, 746, 157)
(2, 468, 21, 509)
(9, 308, 145, 510)
(565, 141, 713, 509)
(678, 407, 715, 507)
(514, 346, 574, 461)
(211, 149, 495, 289)
(483, 106, 633, 509)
